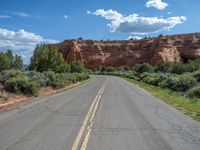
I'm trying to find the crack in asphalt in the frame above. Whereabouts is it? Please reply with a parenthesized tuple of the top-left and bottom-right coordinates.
(154, 107, 200, 145)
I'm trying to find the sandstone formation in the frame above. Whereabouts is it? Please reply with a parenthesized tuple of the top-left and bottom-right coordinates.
(53, 33, 200, 69)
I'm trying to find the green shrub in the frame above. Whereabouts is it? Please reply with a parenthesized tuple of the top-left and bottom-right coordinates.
(155, 61, 172, 73)
(169, 73, 197, 92)
(125, 74, 138, 80)
(142, 74, 161, 86)
(22, 81, 40, 95)
(141, 73, 169, 86)
(4, 76, 40, 95)
(1, 70, 89, 95)
(0, 70, 23, 84)
(134, 63, 154, 74)
(67, 74, 78, 83)
(52, 78, 65, 89)
(170, 60, 200, 74)
(185, 60, 200, 72)
(173, 73, 197, 92)
(171, 63, 185, 74)
(75, 73, 90, 81)
(70, 61, 85, 73)
(39, 71, 67, 88)
(188, 86, 200, 98)
(193, 70, 200, 82)
(100, 66, 116, 72)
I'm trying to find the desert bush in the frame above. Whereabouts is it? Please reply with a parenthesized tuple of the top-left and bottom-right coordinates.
(142, 74, 160, 86)
(67, 74, 78, 83)
(75, 73, 90, 81)
(192, 70, 200, 82)
(184, 60, 200, 72)
(52, 77, 66, 89)
(165, 73, 197, 92)
(1, 70, 90, 94)
(4, 76, 40, 95)
(0, 70, 23, 84)
(155, 61, 172, 73)
(134, 63, 154, 74)
(170, 60, 200, 74)
(171, 63, 185, 74)
(188, 86, 200, 98)
(174, 73, 196, 92)
(70, 61, 85, 73)
(158, 75, 177, 89)
(141, 73, 169, 86)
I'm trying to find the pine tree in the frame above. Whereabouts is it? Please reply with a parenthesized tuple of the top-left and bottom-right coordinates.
(13, 54, 23, 70)
(29, 44, 69, 73)
(0, 52, 12, 71)
(6, 49, 14, 65)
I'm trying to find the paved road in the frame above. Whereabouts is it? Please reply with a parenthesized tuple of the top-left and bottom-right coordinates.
(0, 76, 200, 150)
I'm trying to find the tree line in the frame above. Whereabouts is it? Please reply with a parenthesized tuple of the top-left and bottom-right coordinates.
(0, 50, 23, 71)
(29, 45, 85, 73)
(0, 45, 88, 96)
(0, 45, 85, 73)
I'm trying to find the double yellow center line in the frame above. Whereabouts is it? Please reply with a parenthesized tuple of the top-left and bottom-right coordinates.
(71, 80, 106, 150)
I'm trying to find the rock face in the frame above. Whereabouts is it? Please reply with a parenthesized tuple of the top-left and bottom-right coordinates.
(53, 33, 200, 69)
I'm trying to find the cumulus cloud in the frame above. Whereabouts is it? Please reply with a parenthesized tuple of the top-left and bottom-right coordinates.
(128, 36, 142, 40)
(0, 28, 59, 63)
(64, 15, 69, 19)
(145, 0, 168, 10)
(0, 15, 10, 19)
(92, 9, 186, 35)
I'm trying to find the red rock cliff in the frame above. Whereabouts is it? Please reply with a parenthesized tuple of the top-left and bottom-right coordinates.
(52, 33, 200, 69)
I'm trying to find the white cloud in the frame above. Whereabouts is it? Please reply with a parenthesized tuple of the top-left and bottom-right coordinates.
(64, 15, 69, 19)
(12, 12, 30, 18)
(128, 36, 142, 40)
(87, 10, 92, 15)
(94, 9, 123, 21)
(92, 9, 186, 35)
(0, 15, 10, 19)
(145, 0, 168, 10)
(0, 28, 59, 63)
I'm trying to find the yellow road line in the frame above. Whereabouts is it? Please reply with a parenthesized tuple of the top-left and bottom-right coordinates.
(71, 80, 106, 150)
(80, 124, 93, 150)
(80, 84, 105, 150)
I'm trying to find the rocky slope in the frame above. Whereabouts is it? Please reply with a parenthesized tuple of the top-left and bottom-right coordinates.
(53, 33, 200, 69)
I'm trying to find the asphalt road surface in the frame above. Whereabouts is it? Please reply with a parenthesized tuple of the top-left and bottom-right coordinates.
(0, 76, 200, 150)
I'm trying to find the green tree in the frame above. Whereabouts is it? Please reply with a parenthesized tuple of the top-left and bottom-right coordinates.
(70, 61, 85, 73)
(29, 44, 69, 73)
(13, 54, 23, 70)
(6, 49, 14, 65)
(0, 52, 12, 71)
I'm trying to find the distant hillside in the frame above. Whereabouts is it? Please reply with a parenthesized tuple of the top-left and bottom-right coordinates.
(50, 33, 200, 69)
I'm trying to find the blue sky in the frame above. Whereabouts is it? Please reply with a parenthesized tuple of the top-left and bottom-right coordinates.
(0, 0, 200, 64)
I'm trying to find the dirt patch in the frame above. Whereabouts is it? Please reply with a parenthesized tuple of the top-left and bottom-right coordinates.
(39, 87, 55, 95)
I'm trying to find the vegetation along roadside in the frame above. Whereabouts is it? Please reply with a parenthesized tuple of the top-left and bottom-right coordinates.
(92, 61, 200, 121)
(0, 45, 90, 108)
